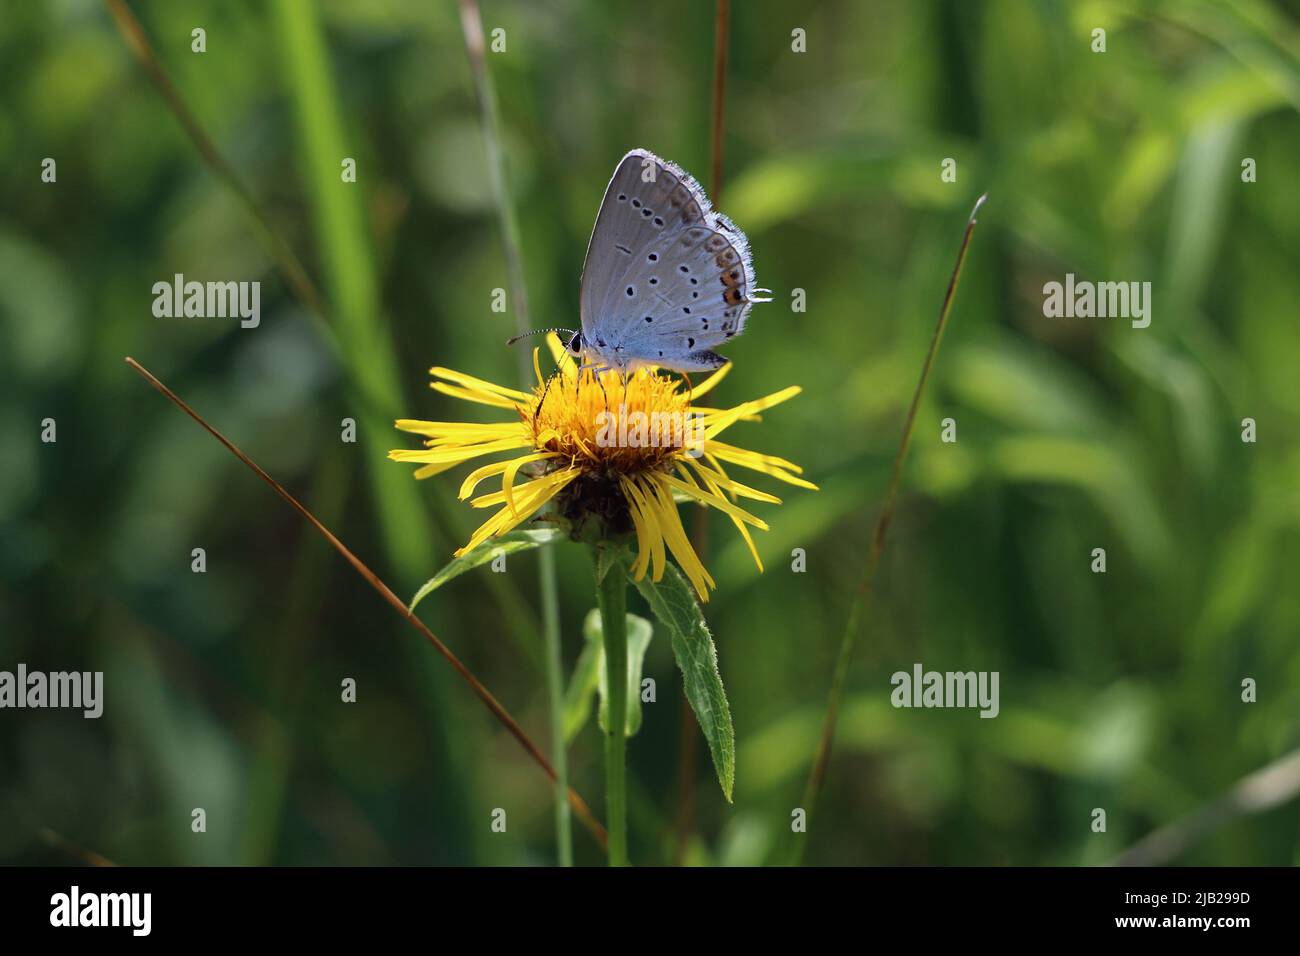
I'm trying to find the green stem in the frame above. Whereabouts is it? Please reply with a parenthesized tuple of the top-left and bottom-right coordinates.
(793, 194, 987, 864)
(596, 551, 629, 866)
(540, 547, 572, 866)
(457, 0, 574, 865)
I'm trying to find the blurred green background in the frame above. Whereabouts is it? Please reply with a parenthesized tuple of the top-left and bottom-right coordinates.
(3, 0, 1300, 866)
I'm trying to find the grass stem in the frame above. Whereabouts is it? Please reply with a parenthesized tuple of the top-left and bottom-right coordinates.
(708, 0, 732, 203)
(675, 0, 733, 866)
(540, 548, 572, 865)
(596, 550, 630, 866)
(795, 194, 987, 862)
(456, 0, 573, 866)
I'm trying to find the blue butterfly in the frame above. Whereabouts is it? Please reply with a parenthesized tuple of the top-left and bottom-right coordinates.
(511, 148, 771, 374)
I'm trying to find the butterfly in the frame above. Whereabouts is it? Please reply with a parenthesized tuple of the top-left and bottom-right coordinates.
(510, 148, 771, 374)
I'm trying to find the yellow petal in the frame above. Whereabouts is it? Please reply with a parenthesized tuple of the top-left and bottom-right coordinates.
(431, 382, 523, 410)
(706, 440, 819, 490)
(396, 419, 522, 439)
(413, 461, 463, 480)
(545, 332, 565, 368)
(702, 452, 739, 502)
(430, 366, 532, 402)
(388, 436, 532, 467)
(458, 452, 555, 500)
(697, 468, 764, 573)
(469, 466, 574, 509)
(457, 468, 579, 555)
(691, 405, 761, 423)
(622, 475, 665, 582)
(542, 332, 582, 382)
(673, 462, 703, 491)
(701, 385, 803, 439)
(619, 476, 654, 581)
(684, 457, 782, 504)
(645, 474, 714, 600)
(501, 451, 548, 517)
(660, 472, 769, 530)
(686, 361, 731, 401)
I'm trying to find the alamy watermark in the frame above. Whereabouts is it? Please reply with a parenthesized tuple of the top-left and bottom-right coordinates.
(50, 886, 150, 936)
(1043, 273, 1151, 328)
(0, 664, 102, 718)
(595, 406, 705, 458)
(152, 273, 260, 328)
(891, 663, 999, 718)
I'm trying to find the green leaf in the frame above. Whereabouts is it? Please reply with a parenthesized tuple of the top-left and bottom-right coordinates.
(592, 609, 652, 737)
(408, 526, 564, 612)
(565, 608, 652, 740)
(633, 563, 735, 801)
(563, 628, 602, 743)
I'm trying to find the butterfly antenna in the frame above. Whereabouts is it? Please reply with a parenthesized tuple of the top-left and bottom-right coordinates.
(506, 327, 574, 347)
(533, 366, 560, 426)
(533, 348, 580, 425)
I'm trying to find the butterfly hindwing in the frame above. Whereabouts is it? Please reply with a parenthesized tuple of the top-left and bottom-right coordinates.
(578, 149, 762, 371)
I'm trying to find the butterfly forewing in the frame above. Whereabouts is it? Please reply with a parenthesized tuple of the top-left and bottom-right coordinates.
(578, 149, 761, 371)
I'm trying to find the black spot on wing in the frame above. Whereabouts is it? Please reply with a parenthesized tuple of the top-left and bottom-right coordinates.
(690, 350, 727, 369)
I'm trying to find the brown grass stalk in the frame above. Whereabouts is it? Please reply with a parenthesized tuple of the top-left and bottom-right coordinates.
(40, 828, 116, 867)
(124, 356, 607, 850)
(794, 194, 987, 862)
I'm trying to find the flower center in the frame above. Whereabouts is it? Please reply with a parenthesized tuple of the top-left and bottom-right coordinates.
(528, 368, 697, 476)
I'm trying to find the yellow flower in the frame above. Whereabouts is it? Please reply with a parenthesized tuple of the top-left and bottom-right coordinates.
(389, 337, 815, 600)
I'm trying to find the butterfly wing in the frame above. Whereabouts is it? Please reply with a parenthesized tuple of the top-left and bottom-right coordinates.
(578, 148, 766, 372)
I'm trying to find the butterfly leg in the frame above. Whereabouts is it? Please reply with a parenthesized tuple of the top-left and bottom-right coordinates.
(595, 371, 611, 416)
(578, 364, 612, 415)
(571, 360, 587, 401)
(573, 362, 610, 401)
